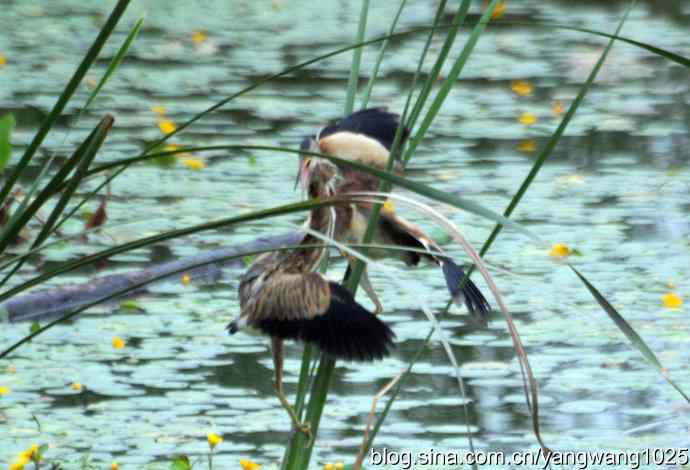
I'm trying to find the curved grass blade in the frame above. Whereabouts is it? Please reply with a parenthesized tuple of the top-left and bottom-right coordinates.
(0, 0, 130, 205)
(81, 17, 145, 113)
(570, 266, 690, 404)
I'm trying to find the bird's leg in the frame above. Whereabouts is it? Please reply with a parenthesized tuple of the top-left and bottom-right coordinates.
(359, 265, 383, 315)
(272, 337, 312, 441)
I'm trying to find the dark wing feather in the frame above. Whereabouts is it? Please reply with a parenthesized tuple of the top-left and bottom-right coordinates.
(257, 282, 395, 362)
(441, 258, 491, 327)
(378, 212, 491, 326)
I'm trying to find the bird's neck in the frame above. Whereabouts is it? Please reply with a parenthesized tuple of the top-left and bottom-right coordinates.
(305, 182, 334, 240)
(295, 182, 334, 270)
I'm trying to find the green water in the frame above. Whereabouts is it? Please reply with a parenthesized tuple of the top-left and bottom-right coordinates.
(1, 1, 689, 468)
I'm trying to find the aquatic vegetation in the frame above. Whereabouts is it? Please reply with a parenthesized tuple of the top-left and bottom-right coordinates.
(0, 0, 688, 468)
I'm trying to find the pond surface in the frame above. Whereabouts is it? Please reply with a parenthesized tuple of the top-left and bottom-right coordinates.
(1, 0, 689, 468)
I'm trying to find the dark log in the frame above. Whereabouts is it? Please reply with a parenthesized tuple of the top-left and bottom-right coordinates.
(3, 231, 302, 324)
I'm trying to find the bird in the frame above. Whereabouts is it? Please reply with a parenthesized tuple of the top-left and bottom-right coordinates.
(227, 157, 395, 438)
(298, 107, 491, 326)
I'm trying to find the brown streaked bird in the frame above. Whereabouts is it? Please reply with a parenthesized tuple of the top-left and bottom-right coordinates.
(227, 158, 395, 438)
(299, 108, 491, 326)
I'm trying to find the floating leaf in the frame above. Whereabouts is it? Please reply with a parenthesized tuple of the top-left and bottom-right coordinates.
(119, 299, 144, 311)
(170, 456, 192, 470)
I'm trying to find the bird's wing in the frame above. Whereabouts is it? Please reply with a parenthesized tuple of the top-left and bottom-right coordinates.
(256, 281, 396, 361)
(378, 211, 442, 265)
(247, 271, 331, 323)
(379, 213, 491, 325)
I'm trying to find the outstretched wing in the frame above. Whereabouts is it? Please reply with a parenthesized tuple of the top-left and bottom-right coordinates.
(255, 279, 395, 361)
(378, 211, 491, 326)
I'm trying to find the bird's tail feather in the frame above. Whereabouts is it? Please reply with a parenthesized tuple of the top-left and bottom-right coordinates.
(441, 258, 490, 327)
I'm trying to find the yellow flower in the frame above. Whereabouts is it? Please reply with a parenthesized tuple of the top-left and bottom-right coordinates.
(111, 462, 119, 470)
(9, 454, 30, 470)
(207, 432, 223, 449)
(511, 80, 533, 96)
(158, 120, 177, 135)
(518, 112, 537, 125)
(0, 386, 10, 395)
(71, 382, 82, 391)
(182, 158, 206, 170)
(181, 273, 191, 285)
(517, 139, 536, 153)
(382, 199, 395, 213)
(112, 336, 126, 349)
(191, 30, 208, 44)
(334, 463, 344, 470)
(21, 444, 40, 460)
(548, 243, 571, 258)
(151, 104, 167, 115)
(0, 53, 6, 66)
(662, 292, 683, 309)
(552, 100, 564, 116)
(239, 459, 261, 470)
(491, 0, 506, 19)
(324, 464, 334, 470)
